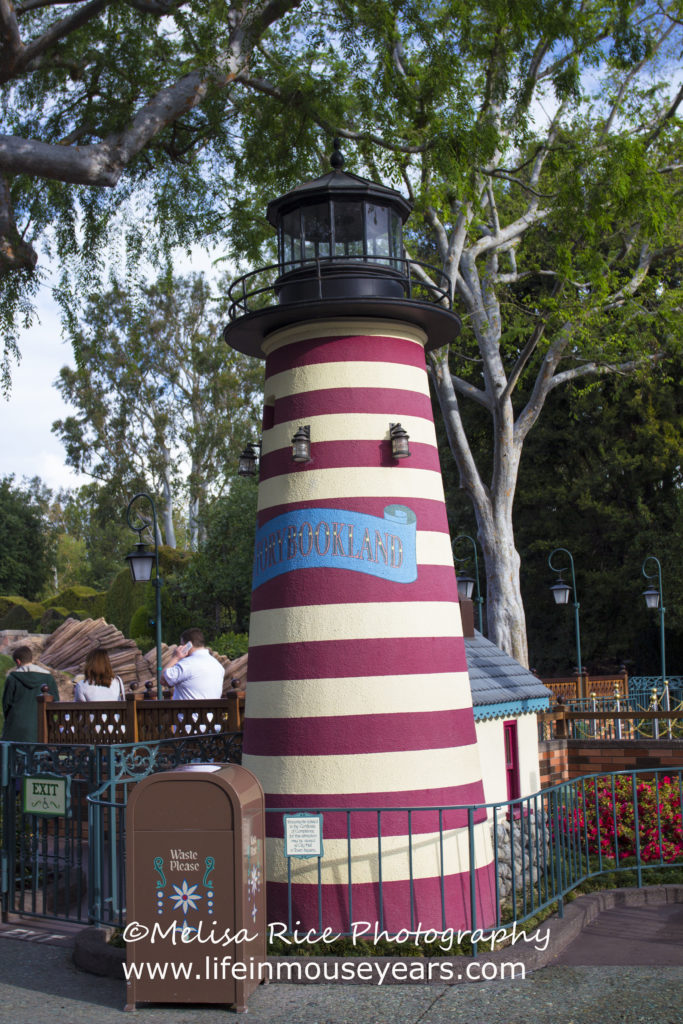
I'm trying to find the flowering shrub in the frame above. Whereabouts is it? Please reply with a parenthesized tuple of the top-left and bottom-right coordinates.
(562, 775, 683, 863)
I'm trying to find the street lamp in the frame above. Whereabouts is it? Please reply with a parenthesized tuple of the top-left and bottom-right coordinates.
(125, 492, 163, 699)
(548, 547, 584, 698)
(452, 534, 484, 633)
(641, 555, 666, 693)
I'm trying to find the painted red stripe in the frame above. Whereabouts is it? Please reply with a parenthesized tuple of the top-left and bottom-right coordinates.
(250, 564, 458, 610)
(266, 863, 497, 932)
(246, 636, 468, 681)
(243, 708, 477, 757)
(259, 439, 441, 480)
(266, 334, 426, 378)
(256, 495, 451, 532)
(265, 802, 485, 840)
(272, 388, 433, 423)
(261, 784, 488, 838)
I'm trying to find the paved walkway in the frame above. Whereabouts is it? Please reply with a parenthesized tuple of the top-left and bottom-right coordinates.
(0, 891, 682, 1024)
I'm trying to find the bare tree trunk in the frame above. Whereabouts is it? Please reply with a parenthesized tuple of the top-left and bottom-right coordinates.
(160, 471, 176, 548)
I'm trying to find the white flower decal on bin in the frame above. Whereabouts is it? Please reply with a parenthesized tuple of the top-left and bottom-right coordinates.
(169, 879, 203, 916)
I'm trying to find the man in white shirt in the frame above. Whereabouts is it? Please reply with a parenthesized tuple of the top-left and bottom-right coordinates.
(162, 628, 224, 700)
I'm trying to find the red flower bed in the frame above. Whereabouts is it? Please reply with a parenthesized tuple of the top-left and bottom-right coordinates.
(563, 775, 683, 863)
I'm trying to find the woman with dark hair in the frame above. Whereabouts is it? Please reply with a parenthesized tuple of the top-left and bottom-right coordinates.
(74, 648, 125, 702)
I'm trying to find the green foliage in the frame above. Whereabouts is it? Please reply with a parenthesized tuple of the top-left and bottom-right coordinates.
(0, 595, 45, 621)
(44, 585, 99, 612)
(0, 603, 38, 631)
(40, 607, 69, 634)
(0, 477, 54, 599)
(211, 632, 249, 660)
(515, 360, 683, 674)
(53, 272, 263, 546)
(129, 606, 154, 648)
(104, 569, 149, 637)
(179, 478, 258, 636)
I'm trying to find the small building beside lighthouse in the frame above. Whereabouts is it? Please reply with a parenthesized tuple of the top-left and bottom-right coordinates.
(224, 142, 497, 932)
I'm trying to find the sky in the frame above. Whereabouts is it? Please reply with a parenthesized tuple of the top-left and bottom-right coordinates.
(2, 246, 220, 494)
(1, 284, 85, 491)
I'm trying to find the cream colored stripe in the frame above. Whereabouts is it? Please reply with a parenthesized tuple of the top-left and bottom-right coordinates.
(263, 318, 428, 355)
(266, 360, 429, 401)
(263, 413, 437, 454)
(265, 821, 494, 885)
(249, 601, 462, 646)
(416, 531, 456, 566)
(245, 672, 472, 719)
(257, 466, 446, 511)
(243, 742, 482, 796)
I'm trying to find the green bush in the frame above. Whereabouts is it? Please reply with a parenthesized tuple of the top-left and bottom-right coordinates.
(40, 606, 68, 633)
(129, 606, 154, 646)
(105, 568, 149, 635)
(44, 585, 99, 612)
(0, 595, 45, 621)
(0, 602, 38, 631)
(211, 631, 249, 660)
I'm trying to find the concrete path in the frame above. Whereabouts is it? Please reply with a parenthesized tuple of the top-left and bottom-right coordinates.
(0, 888, 682, 1024)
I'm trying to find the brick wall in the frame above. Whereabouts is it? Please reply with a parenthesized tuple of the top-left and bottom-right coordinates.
(539, 739, 683, 788)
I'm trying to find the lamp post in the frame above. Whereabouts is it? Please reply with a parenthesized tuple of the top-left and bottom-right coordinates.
(548, 547, 584, 698)
(452, 534, 484, 633)
(641, 555, 666, 694)
(125, 492, 163, 699)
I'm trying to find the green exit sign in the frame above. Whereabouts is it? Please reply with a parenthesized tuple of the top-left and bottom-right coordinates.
(22, 775, 68, 817)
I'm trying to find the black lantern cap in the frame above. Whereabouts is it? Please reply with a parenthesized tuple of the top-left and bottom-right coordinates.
(266, 139, 412, 227)
(224, 140, 461, 357)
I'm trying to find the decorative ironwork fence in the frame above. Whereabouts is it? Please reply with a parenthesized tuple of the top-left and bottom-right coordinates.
(0, 734, 242, 926)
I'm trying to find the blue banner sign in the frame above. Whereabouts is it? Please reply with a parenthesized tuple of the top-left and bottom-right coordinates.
(253, 505, 417, 589)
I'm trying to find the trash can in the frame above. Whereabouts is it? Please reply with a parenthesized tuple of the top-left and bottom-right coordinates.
(124, 764, 266, 1012)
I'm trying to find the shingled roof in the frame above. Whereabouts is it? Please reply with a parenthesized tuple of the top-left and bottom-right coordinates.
(464, 631, 552, 720)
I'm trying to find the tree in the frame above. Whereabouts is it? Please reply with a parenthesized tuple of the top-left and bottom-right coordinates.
(218, 0, 683, 664)
(0, 475, 54, 598)
(0, 0, 302, 389)
(514, 360, 683, 676)
(52, 271, 263, 547)
(179, 476, 259, 635)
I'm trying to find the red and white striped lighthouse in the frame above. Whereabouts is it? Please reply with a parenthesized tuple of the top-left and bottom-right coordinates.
(225, 143, 496, 933)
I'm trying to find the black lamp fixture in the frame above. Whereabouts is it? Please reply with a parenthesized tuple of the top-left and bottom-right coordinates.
(548, 546, 584, 696)
(125, 492, 163, 699)
(291, 425, 311, 462)
(238, 441, 261, 477)
(456, 574, 476, 601)
(390, 422, 411, 459)
(549, 577, 572, 605)
(642, 555, 667, 692)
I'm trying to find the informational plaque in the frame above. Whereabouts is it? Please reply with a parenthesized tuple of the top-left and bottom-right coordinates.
(22, 774, 68, 817)
(283, 813, 324, 858)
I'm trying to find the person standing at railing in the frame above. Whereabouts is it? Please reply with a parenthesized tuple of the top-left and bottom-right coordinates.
(162, 628, 224, 699)
(2, 644, 59, 741)
(74, 648, 126, 702)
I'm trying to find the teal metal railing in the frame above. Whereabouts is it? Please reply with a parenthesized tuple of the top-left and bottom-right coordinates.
(88, 765, 683, 949)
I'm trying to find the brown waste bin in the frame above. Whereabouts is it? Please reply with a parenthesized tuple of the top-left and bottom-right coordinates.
(124, 764, 266, 1013)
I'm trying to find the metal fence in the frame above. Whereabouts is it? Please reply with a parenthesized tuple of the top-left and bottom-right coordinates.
(0, 733, 241, 926)
(3, 737, 681, 951)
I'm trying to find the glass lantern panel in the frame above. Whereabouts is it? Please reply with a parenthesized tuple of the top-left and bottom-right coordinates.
(366, 204, 390, 262)
(281, 209, 302, 268)
(334, 202, 364, 257)
(302, 203, 331, 262)
(390, 210, 403, 266)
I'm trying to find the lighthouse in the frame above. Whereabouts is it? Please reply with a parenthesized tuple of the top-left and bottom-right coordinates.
(224, 142, 496, 933)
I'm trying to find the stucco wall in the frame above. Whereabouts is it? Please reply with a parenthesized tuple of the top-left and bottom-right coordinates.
(474, 712, 542, 806)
